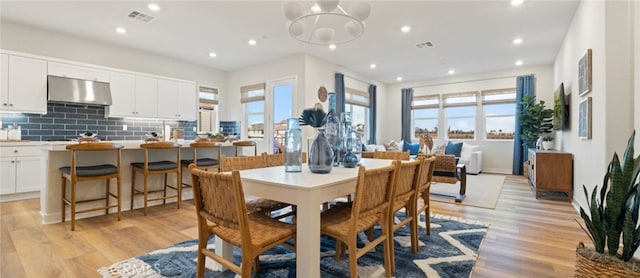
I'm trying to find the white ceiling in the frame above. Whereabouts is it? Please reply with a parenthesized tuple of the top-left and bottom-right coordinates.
(0, 0, 580, 84)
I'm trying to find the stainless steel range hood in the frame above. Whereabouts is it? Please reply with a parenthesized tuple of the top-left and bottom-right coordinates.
(47, 75, 112, 106)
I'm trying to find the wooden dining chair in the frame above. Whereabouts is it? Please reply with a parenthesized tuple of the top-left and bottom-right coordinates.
(263, 152, 308, 167)
(416, 156, 436, 236)
(374, 150, 410, 160)
(233, 140, 257, 156)
(387, 157, 427, 274)
(60, 142, 124, 231)
(130, 141, 181, 215)
(220, 155, 292, 216)
(189, 165, 296, 277)
(320, 161, 399, 278)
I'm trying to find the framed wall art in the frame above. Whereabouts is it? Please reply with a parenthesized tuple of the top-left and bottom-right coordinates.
(578, 49, 592, 96)
(578, 97, 592, 139)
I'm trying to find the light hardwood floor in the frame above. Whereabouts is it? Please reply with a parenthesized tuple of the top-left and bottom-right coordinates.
(1, 174, 589, 277)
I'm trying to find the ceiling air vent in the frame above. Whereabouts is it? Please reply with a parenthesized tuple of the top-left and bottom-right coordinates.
(416, 41, 434, 49)
(128, 11, 154, 22)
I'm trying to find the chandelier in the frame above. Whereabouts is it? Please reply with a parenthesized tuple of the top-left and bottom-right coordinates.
(283, 1, 371, 46)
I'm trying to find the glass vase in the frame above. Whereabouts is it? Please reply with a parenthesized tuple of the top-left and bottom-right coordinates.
(324, 92, 341, 166)
(284, 118, 302, 172)
(308, 128, 333, 174)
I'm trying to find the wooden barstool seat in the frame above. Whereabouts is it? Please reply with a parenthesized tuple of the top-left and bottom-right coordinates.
(130, 141, 181, 215)
(60, 142, 124, 231)
(233, 140, 257, 156)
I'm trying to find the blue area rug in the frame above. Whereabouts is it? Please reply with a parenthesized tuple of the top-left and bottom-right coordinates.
(98, 212, 488, 278)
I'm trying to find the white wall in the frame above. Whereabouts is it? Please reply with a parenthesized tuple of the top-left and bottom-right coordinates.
(385, 65, 554, 174)
(0, 21, 227, 95)
(554, 0, 634, 210)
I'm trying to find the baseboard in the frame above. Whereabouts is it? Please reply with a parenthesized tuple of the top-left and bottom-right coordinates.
(41, 195, 195, 224)
(0, 191, 39, 203)
(481, 168, 511, 175)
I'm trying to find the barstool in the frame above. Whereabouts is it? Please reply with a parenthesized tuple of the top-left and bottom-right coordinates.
(233, 140, 257, 156)
(130, 141, 181, 215)
(180, 141, 221, 189)
(60, 142, 124, 231)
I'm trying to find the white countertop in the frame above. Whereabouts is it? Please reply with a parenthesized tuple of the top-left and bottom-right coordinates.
(0, 140, 236, 150)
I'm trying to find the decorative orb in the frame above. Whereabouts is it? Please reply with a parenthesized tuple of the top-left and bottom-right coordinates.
(289, 21, 306, 37)
(315, 28, 335, 43)
(318, 0, 339, 12)
(349, 2, 371, 20)
(344, 21, 363, 37)
(283, 2, 305, 21)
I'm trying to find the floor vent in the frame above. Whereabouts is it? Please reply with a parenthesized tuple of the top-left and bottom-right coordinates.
(416, 41, 434, 48)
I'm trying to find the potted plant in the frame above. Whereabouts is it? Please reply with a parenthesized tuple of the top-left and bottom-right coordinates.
(541, 136, 554, 150)
(519, 95, 553, 148)
(576, 131, 640, 277)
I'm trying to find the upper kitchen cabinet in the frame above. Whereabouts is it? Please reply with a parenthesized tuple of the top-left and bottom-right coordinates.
(47, 61, 110, 82)
(0, 54, 47, 114)
(157, 79, 197, 121)
(107, 72, 157, 118)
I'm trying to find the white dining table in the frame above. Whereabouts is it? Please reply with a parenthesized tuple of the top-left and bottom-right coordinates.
(214, 158, 393, 278)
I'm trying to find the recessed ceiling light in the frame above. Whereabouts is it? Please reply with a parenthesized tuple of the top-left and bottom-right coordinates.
(401, 25, 411, 33)
(448, 69, 455, 75)
(370, 64, 376, 69)
(511, 0, 524, 6)
(513, 37, 523, 45)
(116, 27, 127, 34)
(396, 76, 403, 81)
(515, 60, 524, 66)
(248, 39, 257, 46)
(329, 44, 336, 50)
(148, 4, 160, 12)
(209, 52, 217, 58)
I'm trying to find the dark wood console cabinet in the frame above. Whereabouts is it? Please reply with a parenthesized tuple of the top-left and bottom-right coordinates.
(527, 148, 573, 200)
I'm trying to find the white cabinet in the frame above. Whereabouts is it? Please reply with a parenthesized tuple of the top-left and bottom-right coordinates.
(47, 61, 110, 82)
(1, 55, 47, 114)
(107, 72, 158, 118)
(0, 146, 41, 195)
(134, 76, 158, 117)
(157, 79, 197, 120)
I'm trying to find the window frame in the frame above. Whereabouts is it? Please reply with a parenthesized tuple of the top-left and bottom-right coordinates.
(241, 83, 266, 140)
(482, 88, 517, 140)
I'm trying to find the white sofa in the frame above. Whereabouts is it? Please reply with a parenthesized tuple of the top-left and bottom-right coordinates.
(459, 143, 483, 175)
(366, 141, 483, 174)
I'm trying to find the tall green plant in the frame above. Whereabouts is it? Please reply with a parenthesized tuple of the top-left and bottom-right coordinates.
(519, 95, 553, 147)
(578, 130, 640, 262)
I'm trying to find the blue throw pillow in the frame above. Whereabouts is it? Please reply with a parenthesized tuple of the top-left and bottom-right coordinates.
(403, 141, 420, 155)
(445, 141, 463, 157)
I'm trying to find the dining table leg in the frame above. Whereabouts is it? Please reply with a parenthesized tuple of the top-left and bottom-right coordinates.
(215, 236, 233, 271)
(295, 192, 321, 278)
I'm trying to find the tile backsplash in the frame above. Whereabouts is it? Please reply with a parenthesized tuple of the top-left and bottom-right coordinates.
(0, 103, 196, 141)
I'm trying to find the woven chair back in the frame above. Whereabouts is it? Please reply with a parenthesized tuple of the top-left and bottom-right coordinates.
(352, 161, 399, 219)
(374, 150, 410, 160)
(220, 154, 267, 172)
(190, 166, 248, 231)
(263, 153, 285, 167)
(394, 159, 422, 202)
(418, 156, 436, 191)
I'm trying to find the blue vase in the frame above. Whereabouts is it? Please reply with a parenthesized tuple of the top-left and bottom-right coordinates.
(308, 128, 334, 174)
(284, 118, 302, 172)
(342, 150, 358, 168)
(324, 92, 341, 166)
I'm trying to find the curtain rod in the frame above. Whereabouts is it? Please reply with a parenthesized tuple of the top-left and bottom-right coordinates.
(411, 74, 535, 89)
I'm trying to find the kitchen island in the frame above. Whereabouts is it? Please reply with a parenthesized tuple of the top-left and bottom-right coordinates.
(39, 140, 235, 224)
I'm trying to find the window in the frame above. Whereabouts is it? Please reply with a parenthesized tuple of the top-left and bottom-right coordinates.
(482, 88, 516, 140)
(241, 83, 266, 139)
(444, 92, 477, 140)
(198, 86, 218, 133)
(411, 94, 439, 139)
(345, 87, 370, 142)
